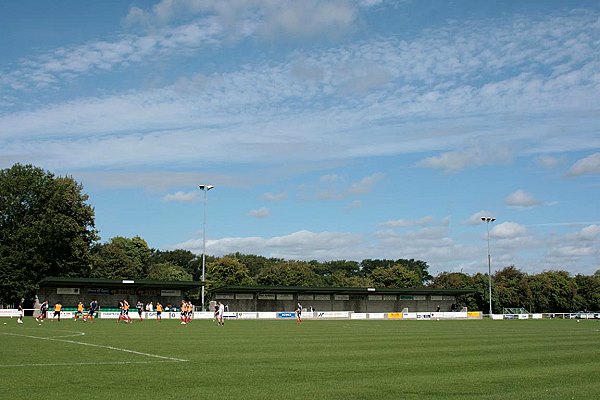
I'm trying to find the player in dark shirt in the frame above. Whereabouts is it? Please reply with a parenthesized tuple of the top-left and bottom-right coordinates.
(136, 300, 144, 322)
(37, 300, 49, 323)
(86, 299, 98, 321)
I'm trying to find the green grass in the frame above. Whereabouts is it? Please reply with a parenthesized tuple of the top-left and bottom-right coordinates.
(1, 318, 599, 399)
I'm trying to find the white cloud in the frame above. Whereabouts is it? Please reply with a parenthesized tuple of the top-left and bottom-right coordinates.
(124, 0, 359, 40)
(162, 190, 198, 202)
(72, 171, 245, 192)
(491, 222, 528, 239)
(546, 245, 596, 259)
(358, 0, 383, 7)
(568, 224, 600, 241)
(1, 8, 599, 181)
(175, 229, 365, 260)
(539, 224, 600, 270)
(535, 155, 563, 169)
(319, 174, 340, 183)
(345, 200, 362, 210)
(248, 207, 270, 218)
(505, 189, 541, 208)
(465, 211, 496, 225)
(316, 173, 384, 200)
(416, 144, 513, 172)
(347, 172, 385, 194)
(259, 0, 358, 40)
(567, 152, 600, 176)
(379, 216, 433, 228)
(374, 225, 477, 271)
(170, 219, 598, 275)
(316, 188, 341, 201)
(2, 3, 599, 279)
(262, 192, 287, 202)
(2, 17, 226, 91)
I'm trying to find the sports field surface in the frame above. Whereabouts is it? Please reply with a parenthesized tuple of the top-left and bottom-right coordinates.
(1, 318, 599, 400)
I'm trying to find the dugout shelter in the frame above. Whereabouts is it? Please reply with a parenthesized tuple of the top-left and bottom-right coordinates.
(37, 277, 202, 311)
(211, 285, 476, 313)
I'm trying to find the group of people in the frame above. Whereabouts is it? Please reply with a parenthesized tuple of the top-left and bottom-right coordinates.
(33, 300, 64, 323)
(72, 299, 99, 322)
(16, 299, 304, 325)
(25, 299, 100, 324)
(118, 299, 168, 323)
(117, 299, 133, 323)
(179, 300, 194, 325)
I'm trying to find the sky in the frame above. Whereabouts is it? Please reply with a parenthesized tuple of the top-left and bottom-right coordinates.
(1, 0, 599, 277)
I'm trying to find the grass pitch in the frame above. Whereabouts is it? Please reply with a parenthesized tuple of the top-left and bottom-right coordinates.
(1, 318, 599, 399)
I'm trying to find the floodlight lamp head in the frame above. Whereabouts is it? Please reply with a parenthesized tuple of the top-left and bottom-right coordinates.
(198, 184, 214, 191)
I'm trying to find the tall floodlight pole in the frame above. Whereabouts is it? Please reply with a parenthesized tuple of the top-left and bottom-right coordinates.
(481, 217, 496, 317)
(199, 184, 214, 311)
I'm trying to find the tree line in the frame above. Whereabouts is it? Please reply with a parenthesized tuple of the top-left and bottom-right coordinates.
(1, 164, 599, 313)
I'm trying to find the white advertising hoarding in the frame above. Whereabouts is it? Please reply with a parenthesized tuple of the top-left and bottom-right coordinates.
(57, 287, 80, 295)
(160, 290, 182, 297)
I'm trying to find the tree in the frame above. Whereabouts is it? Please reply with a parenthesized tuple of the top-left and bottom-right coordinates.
(206, 256, 254, 289)
(150, 249, 198, 278)
(148, 262, 192, 281)
(397, 259, 433, 284)
(360, 258, 432, 284)
(0, 164, 97, 304)
(360, 259, 395, 277)
(469, 272, 491, 312)
(255, 261, 324, 287)
(493, 266, 531, 311)
(370, 264, 422, 288)
(311, 260, 361, 285)
(527, 270, 578, 313)
(330, 270, 373, 288)
(225, 252, 283, 278)
(90, 236, 151, 279)
(574, 273, 600, 311)
(429, 271, 478, 310)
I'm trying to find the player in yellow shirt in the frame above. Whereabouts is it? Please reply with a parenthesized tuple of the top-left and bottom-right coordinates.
(53, 302, 62, 322)
(156, 302, 163, 321)
(74, 301, 84, 321)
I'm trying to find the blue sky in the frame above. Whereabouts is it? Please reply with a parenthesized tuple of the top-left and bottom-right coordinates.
(1, 0, 599, 276)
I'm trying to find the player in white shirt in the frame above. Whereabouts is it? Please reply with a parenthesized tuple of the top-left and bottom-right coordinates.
(217, 302, 225, 326)
(296, 302, 303, 325)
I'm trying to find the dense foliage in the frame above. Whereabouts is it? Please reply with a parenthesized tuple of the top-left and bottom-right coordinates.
(0, 164, 97, 304)
(429, 268, 600, 313)
(1, 164, 599, 313)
